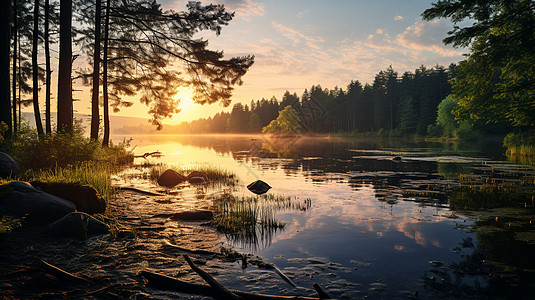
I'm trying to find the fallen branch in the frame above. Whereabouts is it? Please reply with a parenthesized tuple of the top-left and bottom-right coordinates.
(163, 240, 220, 256)
(134, 151, 162, 158)
(115, 186, 166, 196)
(141, 270, 322, 300)
(34, 257, 92, 284)
(313, 283, 331, 299)
(183, 254, 241, 300)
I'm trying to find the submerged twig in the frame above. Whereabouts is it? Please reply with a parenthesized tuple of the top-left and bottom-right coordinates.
(115, 186, 166, 196)
(163, 239, 220, 256)
(34, 257, 92, 284)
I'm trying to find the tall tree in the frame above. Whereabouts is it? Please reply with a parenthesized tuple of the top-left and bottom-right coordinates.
(12, 0, 17, 134)
(423, 0, 535, 127)
(32, 0, 44, 135)
(0, 0, 11, 136)
(44, 0, 52, 134)
(102, 0, 111, 146)
(90, 0, 102, 140)
(57, 0, 73, 132)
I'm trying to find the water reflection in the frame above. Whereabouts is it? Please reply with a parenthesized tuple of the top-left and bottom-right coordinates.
(116, 134, 535, 298)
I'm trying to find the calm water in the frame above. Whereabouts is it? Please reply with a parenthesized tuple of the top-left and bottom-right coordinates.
(114, 134, 535, 299)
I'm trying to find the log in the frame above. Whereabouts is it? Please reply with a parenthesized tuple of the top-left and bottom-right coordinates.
(183, 254, 241, 300)
(34, 257, 92, 284)
(141, 270, 322, 300)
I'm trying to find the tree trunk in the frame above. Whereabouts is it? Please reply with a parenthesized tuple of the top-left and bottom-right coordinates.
(57, 0, 73, 133)
(44, 0, 51, 134)
(32, 0, 44, 135)
(12, 0, 17, 134)
(102, 0, 110, 146)
(90, 0, 102, 140)
(0, 0, 11, 136)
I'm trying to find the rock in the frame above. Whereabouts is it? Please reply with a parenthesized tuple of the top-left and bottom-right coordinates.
(392, 156, 402, 161)
(0, 181, 76, 224)
(157, 169, 186, 187)
(188, 176, 206, 184)
(170, 210, 213, 221)
(0, 152, 19, 178)
(31, 181, 106, 214)
(247, 180, 271, 195)
(187, 171, 208, 182)
(44, 212, 109, 239)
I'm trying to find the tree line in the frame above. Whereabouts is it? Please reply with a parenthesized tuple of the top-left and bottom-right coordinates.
(156, 64, 455, 135)
(0, 0, 253, 145)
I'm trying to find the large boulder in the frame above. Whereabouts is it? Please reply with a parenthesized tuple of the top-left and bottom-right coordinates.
(247, 180, 271, 195)
(0, 181, 76, 224)
(31, 181, 106, 214)
(0, 152, 19, 178)
(157, 169, 186, 187)
(44, 212, 109, 239)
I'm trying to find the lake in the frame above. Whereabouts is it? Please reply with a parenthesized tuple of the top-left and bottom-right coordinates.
(114, 134, 535, 299)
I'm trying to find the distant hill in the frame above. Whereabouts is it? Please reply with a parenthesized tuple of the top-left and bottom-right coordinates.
(19, 112, 156, 135)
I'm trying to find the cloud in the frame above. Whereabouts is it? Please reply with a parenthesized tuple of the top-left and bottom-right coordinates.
(295, 9, 309, 18)
(394, 15, 404, 21)
(376, 28, 384, 35)
(218, 0, 266, 21)
(397, 19, 462, 57)
(161, 0, 265, 21)
(272, 22, 324, 49)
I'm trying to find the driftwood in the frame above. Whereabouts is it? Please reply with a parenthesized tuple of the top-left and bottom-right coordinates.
(115, 186, 166, 196)
(34, 257, 92, 284)
(312, 283, 331, 299)
(164, 240, 299, 289)
(134, 151, 162, 159)
(141, 270, 323, 300)
(183, 254, 241, 300)
(163, 239, 220, 256)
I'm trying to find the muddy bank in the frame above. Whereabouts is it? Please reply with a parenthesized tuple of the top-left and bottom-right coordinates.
(0, 189, 323, 299)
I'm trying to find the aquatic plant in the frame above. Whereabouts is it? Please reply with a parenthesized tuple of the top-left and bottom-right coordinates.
(210, 193, 310, 251)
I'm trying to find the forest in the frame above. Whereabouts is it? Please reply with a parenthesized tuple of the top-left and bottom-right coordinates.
(134, 64, 502, 142)
(0, 0, 253, 145)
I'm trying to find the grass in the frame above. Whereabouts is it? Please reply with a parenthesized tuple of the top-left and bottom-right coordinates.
(0, 216, 23, 234)
(210, 193, 311, 249)
(21, 162, 113, 203)
(148, 163, 238, 186)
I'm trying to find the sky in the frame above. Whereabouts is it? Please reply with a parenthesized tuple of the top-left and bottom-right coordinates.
(157, 0, 467, 123)
(30, 0, 468, 127)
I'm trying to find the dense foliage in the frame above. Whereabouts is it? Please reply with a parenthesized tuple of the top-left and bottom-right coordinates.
(132, 65, 454, 136)
(423, 0, 535, 148)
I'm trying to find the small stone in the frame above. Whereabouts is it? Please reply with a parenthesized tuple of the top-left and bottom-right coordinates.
(188, 176, 206, 184)
(247, 180, 271, 195)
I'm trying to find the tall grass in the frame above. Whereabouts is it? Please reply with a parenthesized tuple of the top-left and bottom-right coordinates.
(504, 131, 535, 158)
(24, 163, 113, 202)
(148, 164, 238, 185)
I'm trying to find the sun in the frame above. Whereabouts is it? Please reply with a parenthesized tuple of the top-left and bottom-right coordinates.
(173, 89, 194, 116)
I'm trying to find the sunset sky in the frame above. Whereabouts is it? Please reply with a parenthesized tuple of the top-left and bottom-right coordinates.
(60, 0, 467, 126)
